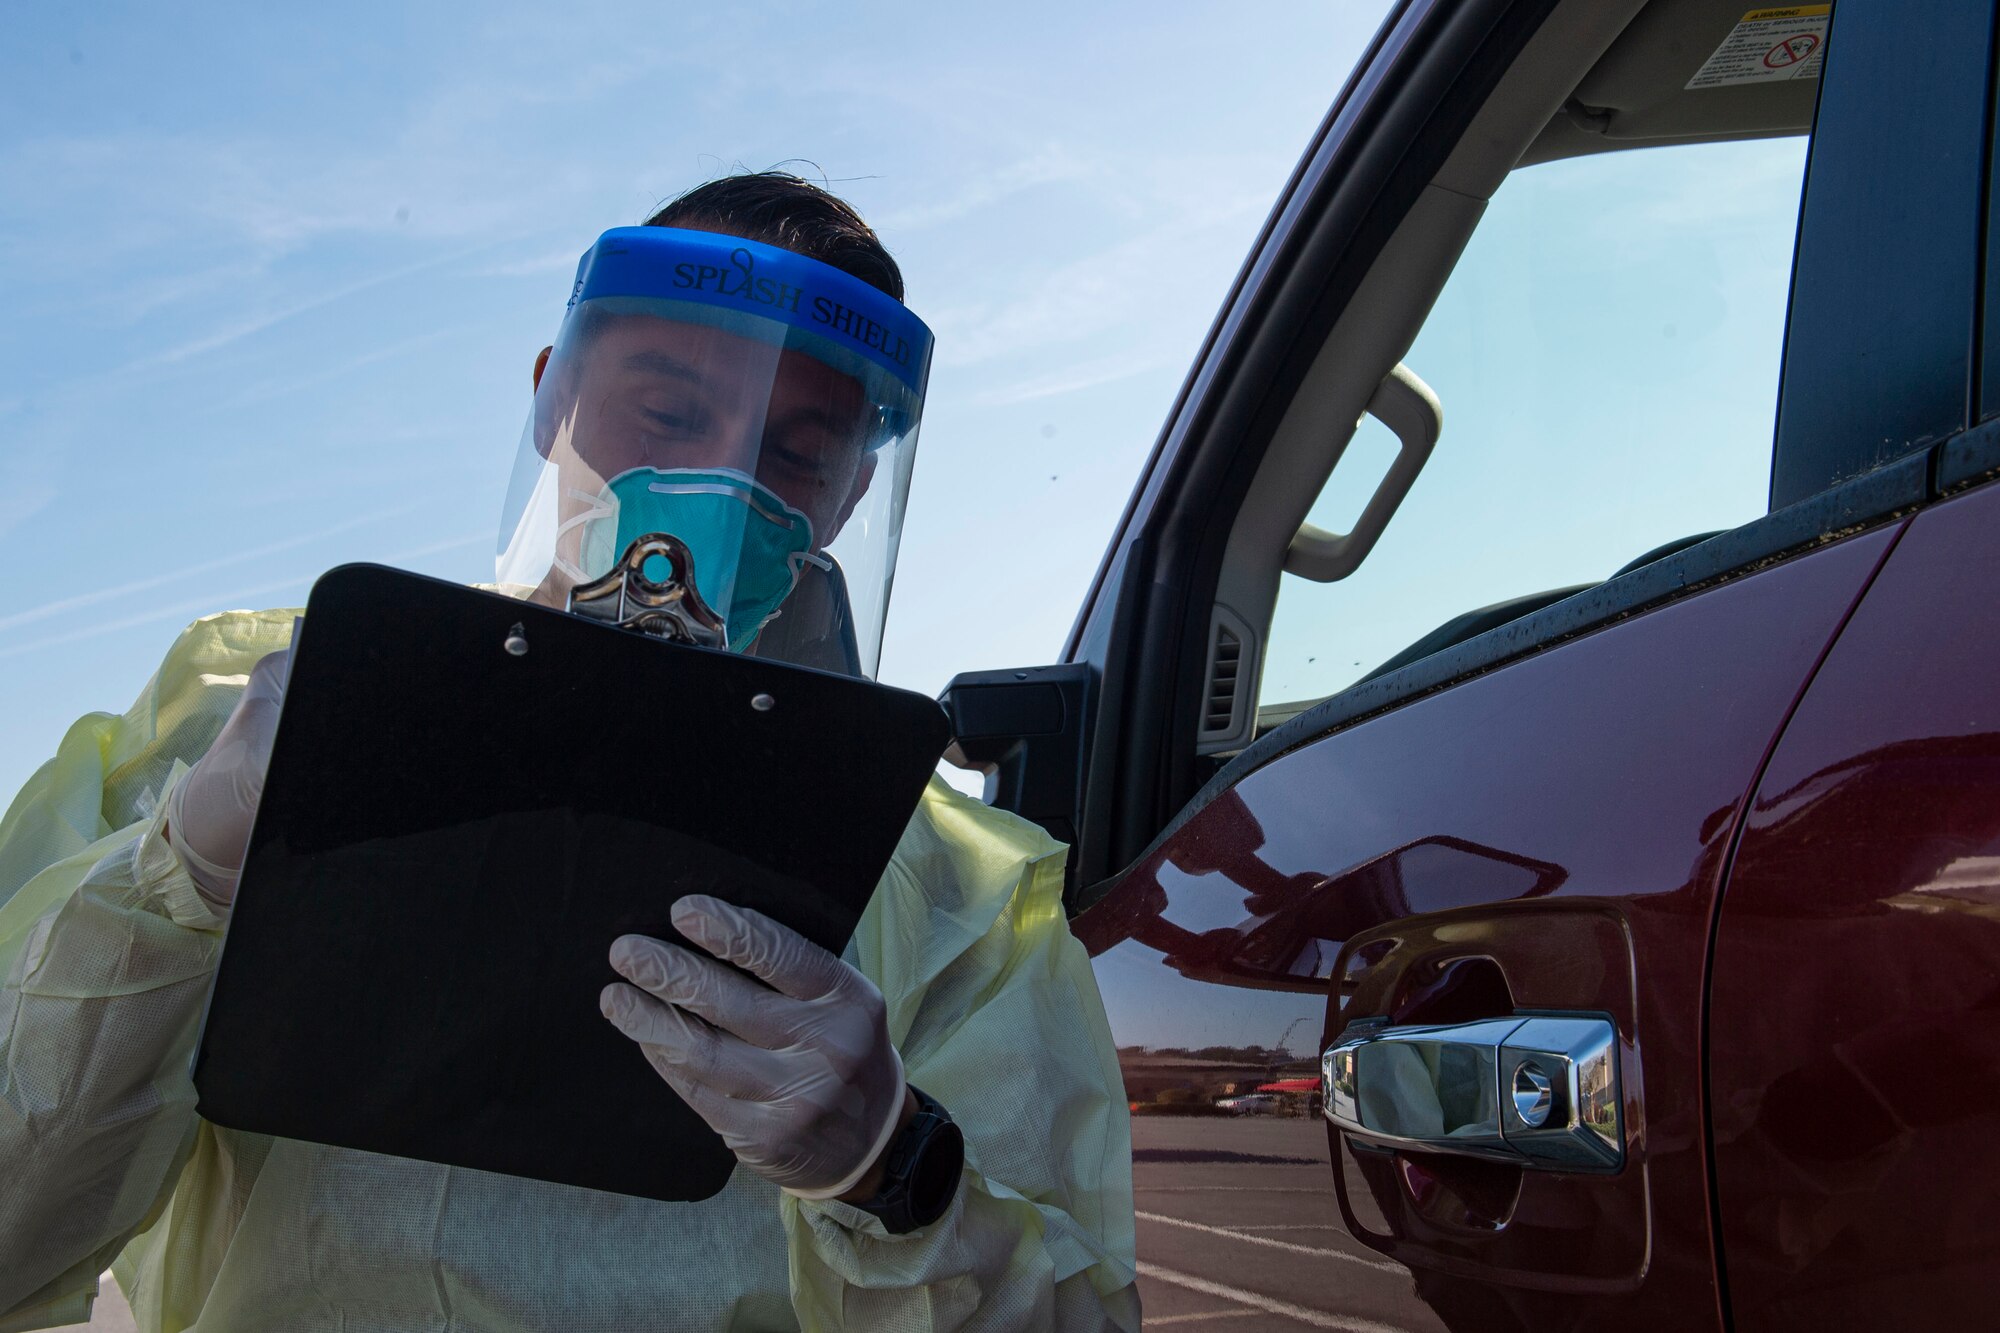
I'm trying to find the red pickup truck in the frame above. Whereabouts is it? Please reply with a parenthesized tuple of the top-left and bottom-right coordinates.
(945, 0, 2000, 1327)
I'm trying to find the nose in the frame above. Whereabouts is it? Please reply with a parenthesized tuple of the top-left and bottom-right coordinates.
(669, 411, 763, 478)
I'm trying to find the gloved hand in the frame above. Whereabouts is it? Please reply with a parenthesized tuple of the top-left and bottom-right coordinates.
(165, 648, 291, 910)
(601, 895, 910, 1199)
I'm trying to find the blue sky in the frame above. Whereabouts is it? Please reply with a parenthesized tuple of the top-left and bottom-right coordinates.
(0, 4, 1812, 856)
(2, 7, 1819, 1059)
(0, 3, 1391, 801)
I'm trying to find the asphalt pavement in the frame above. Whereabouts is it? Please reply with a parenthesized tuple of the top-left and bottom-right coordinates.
(1131, 1114, 1445, 1331)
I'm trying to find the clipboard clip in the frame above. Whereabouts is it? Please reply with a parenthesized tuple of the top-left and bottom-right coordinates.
(566, 533, 727, 647)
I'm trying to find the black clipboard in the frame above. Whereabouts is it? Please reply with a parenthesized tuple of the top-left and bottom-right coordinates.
(190, 564, 950, 1202)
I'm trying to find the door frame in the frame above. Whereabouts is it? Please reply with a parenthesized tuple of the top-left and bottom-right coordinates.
(1055, 0, 1565, 894)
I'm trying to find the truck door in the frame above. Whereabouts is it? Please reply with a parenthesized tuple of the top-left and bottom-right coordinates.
(1709, 468, 2000, 1332)
(1082, 520, 1896, 1330)
(949, 1, 1987, 1327)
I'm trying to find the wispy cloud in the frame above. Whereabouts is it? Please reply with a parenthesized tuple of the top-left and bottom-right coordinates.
(0, 571, 322, 662)
(969, 348, 1171, 407)
(138, 246, 496, 371)
(928, 192, 1267, 368)
(0, 504, 423, 635)
(0, 531, 484, 662)
(874, 149, 1090, 233)
(386, 532, 490, 562)
(204, 325, 466, 415)
(473, 246, 587, 279)
(0, 451, 62, 542)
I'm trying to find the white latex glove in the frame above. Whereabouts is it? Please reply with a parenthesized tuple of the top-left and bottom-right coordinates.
(601, 895, 908, 1199)
(165, 647, 291, 909)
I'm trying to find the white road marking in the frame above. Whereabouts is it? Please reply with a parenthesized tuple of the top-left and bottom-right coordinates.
(1137, 1262, 1415, 1333)
(1134, 1185, 1329, 1193)
(1137, 1211, 1403, 1273)
(1232, 1223, 1350, 1232)
(1147, 1310, 1268, 1326)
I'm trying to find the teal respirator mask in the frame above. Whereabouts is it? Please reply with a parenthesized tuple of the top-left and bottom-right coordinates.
(495, 227, 933, 678)
(568, 467, 823, 652)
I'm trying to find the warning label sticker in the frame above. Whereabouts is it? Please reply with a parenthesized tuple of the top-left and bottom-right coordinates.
(1686, 6, 1831, 89)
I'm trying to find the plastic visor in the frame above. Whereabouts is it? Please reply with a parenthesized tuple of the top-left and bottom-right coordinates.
(497, 228, 932, 678)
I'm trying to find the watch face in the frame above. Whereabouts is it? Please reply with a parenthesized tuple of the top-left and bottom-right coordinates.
(909, 1120, 966, 1222)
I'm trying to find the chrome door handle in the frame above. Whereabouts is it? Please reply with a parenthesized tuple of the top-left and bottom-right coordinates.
(1322, 1015, 1623, 1171)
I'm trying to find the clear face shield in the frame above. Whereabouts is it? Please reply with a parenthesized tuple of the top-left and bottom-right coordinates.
(497, 227, 932, 678)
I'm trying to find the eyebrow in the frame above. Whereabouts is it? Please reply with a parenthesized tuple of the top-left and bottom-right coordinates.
(620, 351, 705, 384)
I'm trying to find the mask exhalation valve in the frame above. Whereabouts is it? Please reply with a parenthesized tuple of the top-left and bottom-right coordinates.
(566, 533, 727, 647)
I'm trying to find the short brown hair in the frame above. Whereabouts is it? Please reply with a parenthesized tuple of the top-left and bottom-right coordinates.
(645, 172, 904, 303)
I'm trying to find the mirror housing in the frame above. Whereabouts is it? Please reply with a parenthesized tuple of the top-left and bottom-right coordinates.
(940, 664, 1094, 858)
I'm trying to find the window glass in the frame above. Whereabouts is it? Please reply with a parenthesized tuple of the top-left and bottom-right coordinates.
(1258, 138, 1810, 709)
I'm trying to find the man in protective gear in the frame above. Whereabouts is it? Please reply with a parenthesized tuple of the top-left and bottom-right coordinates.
(0, 173, 1141, 1332)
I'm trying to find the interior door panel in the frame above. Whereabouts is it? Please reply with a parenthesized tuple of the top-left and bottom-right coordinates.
(1708, 479, 2000, 1330)
(1075, 524, 1899, 1329)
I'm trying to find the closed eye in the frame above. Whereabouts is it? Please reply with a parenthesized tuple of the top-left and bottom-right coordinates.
(764, 408, 865, 471)
(642, 402, 710, 436)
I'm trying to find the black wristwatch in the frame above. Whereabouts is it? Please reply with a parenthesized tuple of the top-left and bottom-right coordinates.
(851, 1085, 964, 1235)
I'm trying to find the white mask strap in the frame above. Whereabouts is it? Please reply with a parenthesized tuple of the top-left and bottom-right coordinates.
(551, 487, 616, 582)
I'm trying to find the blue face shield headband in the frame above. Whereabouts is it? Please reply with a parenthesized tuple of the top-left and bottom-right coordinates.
(496, 226, 935, 674)
(566, 227, 932, 447)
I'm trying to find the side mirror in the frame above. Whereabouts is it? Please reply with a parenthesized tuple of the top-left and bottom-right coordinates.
(939, 664, 1094, 854)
